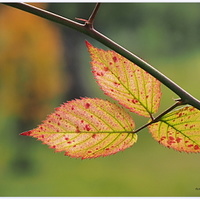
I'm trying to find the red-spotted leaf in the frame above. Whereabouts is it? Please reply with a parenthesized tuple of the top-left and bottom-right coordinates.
(148, 106, 200, 152)
(21, 98, 137, 159)
(86, 41, 161, 117)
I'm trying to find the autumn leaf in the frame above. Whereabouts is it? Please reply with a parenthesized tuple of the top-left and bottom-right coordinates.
(148, 106, 200, 152)
(86, 41, 161, 117)
(21, 98, 137, 159)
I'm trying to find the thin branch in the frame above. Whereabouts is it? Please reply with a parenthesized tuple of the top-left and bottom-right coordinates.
(2, 3, 200, 110)
(86, 3, 101, 26)
(75, 3, 101, 27)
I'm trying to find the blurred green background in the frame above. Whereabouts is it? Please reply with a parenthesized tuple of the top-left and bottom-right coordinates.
(0, 3, 200, 197)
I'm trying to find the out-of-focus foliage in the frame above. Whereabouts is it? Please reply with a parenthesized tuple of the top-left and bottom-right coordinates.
(0, 3, 67, 121)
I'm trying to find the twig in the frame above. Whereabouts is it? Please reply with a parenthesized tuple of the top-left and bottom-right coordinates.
(86, 3, 101, 27)
(75, 3, 100, 28)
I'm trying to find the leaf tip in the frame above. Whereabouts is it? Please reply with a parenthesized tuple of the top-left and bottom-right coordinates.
(85, 40, 92, 48)
(20, 130, 32, 136)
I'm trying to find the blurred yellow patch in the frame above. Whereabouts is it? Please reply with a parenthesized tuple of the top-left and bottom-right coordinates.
(0, 4, 68, 120)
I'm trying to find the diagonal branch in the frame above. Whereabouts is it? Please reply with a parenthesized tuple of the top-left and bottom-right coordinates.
(2, 3, 200, 110)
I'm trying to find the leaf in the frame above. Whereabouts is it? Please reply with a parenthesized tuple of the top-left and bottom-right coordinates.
(148, 106, 200, 152)
(86, 41, 161, 117)
(21, 98, 137, 159)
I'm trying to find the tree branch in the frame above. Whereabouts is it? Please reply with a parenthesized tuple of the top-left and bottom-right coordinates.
(3, 2, 200, 110)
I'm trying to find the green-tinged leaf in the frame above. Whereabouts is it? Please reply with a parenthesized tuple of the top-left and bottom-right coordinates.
(86, 41, 161, 117)
(148, 106, 200, 152)
(21, 98, 137, 159)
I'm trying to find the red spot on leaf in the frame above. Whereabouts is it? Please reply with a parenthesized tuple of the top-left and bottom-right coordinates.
(104, 67, 109, 71)
(188, 144, 193, 147)
(85, 103, 90, 109)
(52, 145, 56, 149)
(190, 125, 195, 129)
(132, 99, 138, 104)
(168, 132, 173, 135)
(160, 136, 166, 141)
(67, 141, 72, 144)
(114, 82, 120, 86)
(85, 124, 91, 131)
(169, 136, 175, 141)
(76, 127, 80, 133)
(167, 139, 175, 145)
(92, 134, 97, 139)
(113, 56, 118, 62)
(71, 106, 75, 110)
(65, 137, 69, 140)
(176, 137, 181, 143)
(194, 145, 199, 150)
(189, 107, 195, 112)
(178, 113, 183, 117)
(96, 72, 104, 76)
(105, 148, 110, 150)
(88, 151, 92, 153)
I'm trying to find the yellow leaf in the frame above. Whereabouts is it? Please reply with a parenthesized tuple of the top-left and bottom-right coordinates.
(22, 98, 137, 159)
(149, 106, 200, 152)
(86, 41, 161, 117)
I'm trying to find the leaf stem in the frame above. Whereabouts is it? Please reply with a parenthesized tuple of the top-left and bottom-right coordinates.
(3, 3, 200, 110)
(133, 100, 184, 134)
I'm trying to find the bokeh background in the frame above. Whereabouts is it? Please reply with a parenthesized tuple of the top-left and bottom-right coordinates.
(0, 3, 200, 197)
